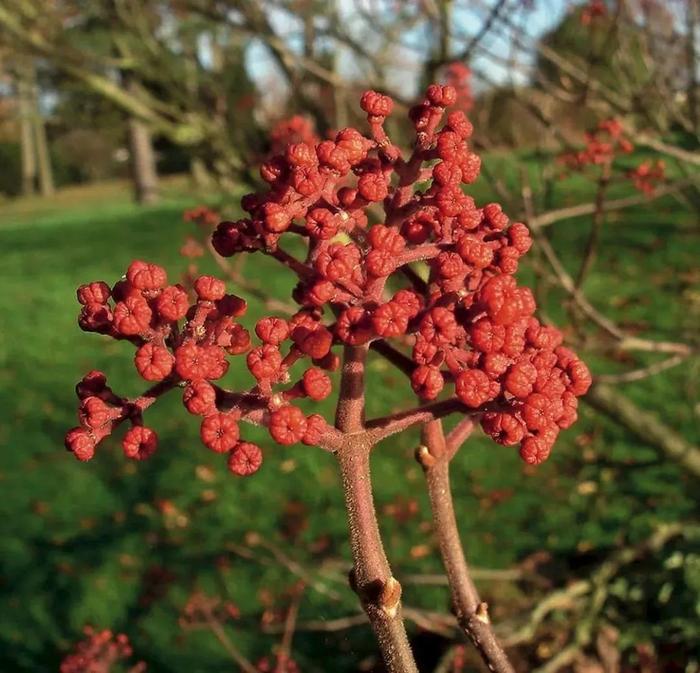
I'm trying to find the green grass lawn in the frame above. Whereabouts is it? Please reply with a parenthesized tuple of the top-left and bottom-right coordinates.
(0, 167, 698, 671)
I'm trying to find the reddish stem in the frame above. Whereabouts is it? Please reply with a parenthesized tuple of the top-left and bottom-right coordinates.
(334, 344, 418, 673)
(337, 445, 418, 673)
(419, 420, 515, 673)
(366, 398, 470, 444)
(334, 344, 368, 433)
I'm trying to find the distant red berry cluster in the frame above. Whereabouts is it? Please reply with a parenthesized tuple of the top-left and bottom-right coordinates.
(269, 115, 319, 155)
(183, 205, 219, 228)
(67, 83, 591, 471)
(60, 627, 145, 673)
(256, 653, 299, 673)
(444, 62, 473, 114)
(628, 159, 666, 195)
(559, 118, 666, 195)
(559, 118, 633, 168)
(581, 0, 606, 26)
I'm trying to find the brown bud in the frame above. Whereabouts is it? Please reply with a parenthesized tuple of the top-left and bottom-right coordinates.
(379, 576, 402, 618)
(415, 444, 436, 469)
(475, 601, 490, 624)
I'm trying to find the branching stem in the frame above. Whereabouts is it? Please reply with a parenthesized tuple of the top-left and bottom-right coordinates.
(334, 344, 418, 673)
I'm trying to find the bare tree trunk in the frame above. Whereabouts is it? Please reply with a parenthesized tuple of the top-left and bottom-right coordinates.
(17, 66, 36, 196)
(32, 82, 55, 197)
(127, 115, 159, 204)
(122, 74, 159, 205)
(190, 156, 213, 190)
(687, 0, 700, 134)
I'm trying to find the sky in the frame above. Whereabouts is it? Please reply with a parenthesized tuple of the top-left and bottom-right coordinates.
(243, 0, 571, 102)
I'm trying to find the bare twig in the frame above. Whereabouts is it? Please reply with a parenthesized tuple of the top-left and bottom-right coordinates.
(584, 383, 700, 479)
(532, 176, 699, 229)
(594, 353, 688, 384)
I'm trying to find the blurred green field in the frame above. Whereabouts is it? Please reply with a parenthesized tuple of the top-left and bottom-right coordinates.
(0, 165, 698, 672)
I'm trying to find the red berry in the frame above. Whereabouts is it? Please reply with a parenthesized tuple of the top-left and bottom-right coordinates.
(123, 426, 158, 460)
(336, 307, 373, 345)
(302, 368, 333, 401)
(567, 359, 592, 396)
(76, 370, 108, 399)
(504, 360, 537, 399)
(455, 369, 493, 407)
(247, 345, 283, 381)
(134, 343, 174, 381)
(156, 285, 189, 321)
(481, 412, 525, 446)
(77, 281, 111, 305)
(372, 302, 409, 338)
(65, 427, 96, 461)
(292, 325, 333, 359)
(411, 365, 444, 400)
(113, 295, 152, 335)
(200, 413, 240, 453)
(357, 173, 388, 202)
(255, 317, 290, 345)
(470, 318, 506, 353)
(519, 426, 558, 465)
(302, 413, 328, 445)
(175, 342, 210, 380)
(183, 380, 217, 416)
(227, 442, 263, 476)
(522, 393, 554, 431)
(194, 275, 226, 301)
(360, 90, 393, 117)
(126, 260, 167, 290)
(78, 396, 116, 431)
(335, 128, 370, 164)
(269, 406, 307, 445)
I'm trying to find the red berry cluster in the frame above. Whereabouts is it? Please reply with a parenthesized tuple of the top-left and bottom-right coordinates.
(559, 119, 666, 195)
(60, 627, 145, 673)
(183, 205, 220, 228)
(559, 118, 633, 168)
(269, 114, 319, 155)
(68, 84, 590, 471)
(65, 260, 336, 474)
(180, 206, 220, 287)
(208, 84, 591, 465)
(256, 653, 299, 673)
(628, 159, 665, 195)
(444, 62, 473, 114)
(581, 0, 607, 25)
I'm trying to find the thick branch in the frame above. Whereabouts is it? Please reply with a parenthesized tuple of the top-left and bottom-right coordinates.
(419, 420, 515, 673)
(337, 444, 418, 673)
(335, 345, 369, 433)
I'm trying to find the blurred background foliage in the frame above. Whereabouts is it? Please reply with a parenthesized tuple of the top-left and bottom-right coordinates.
(0, 1, 699, 672)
